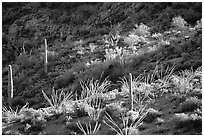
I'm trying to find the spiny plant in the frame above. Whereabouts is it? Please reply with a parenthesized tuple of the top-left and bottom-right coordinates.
(3, 103, 29, 123)
(144, 64, 175, 98)
(103, 110, 148, 135)
(119, 74, 152, 106)
(195, 66, 202, 76)
(77, 121, 101, 135)
(41, 87, 73, 113)
(86, 95, 104, 121)
(79, 78, 111, 121)
(119, 74, 142, 96)
(103, 32, 121, 48)
(144, 64, 175, 85)
(171, 68, 196, 94)
(79, 78, 111, 100)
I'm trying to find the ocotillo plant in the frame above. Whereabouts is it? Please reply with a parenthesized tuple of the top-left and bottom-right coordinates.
(44, 39, 48, 74)
(129, 73, 134, 110)
(8, 65, 13, 107)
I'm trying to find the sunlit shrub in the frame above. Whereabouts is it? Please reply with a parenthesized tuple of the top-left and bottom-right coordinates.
(123, 33, 141, 47)
(89, 43, 97, 52)
(171, 69, 195, 94)
(105, 48, 117, 60)
(194, 18, 202, 30)
(172, 16, 188, 30)
(132, 23, 151, 36)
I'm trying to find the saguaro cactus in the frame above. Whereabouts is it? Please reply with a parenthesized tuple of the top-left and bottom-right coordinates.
(8, 65, 13, 107)
(129, 73, 134, 110)
(44, 39, 48, 74)
(22, 41, 26, 54)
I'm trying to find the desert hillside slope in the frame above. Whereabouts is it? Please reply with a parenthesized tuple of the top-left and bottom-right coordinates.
(2, 2, 202, 135)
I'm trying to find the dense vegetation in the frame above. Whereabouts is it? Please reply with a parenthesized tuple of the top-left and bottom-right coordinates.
(2, 2, 202, 135)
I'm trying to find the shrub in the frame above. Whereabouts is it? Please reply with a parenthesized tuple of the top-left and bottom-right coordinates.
(172, 16, 188, 30)
(172, 113, 202, 131)
(194, 18, 202, 30)
(132, 23, 151, 36)
(171, 68, 195, 94)
(102, 60, 125, 83)
(123, 33, 141, 47)
(104, 101, 127, 118)
(143, 108, 162, 123)
(55, 69, 75, 89)
(3, 130, 22, 135)
(15, 54, 39, 70)
(72, 101, 88, 118)
(176, 97, 201, 113)
(2, 103, 29, 124)
(76, 61, 108, 82)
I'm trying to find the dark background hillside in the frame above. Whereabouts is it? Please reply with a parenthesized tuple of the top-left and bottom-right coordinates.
(2, 2, 202, 109)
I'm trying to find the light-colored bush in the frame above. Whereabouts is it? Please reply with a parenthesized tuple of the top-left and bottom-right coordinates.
(172, 16, 188, 30)
(132, 23, 151, 36)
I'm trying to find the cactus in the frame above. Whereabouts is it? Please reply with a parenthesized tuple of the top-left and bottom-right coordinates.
(8, 65, 13, 107)
(22, 41, 26, 54)
(44, 39, 48, 74)
(129, 73, 134, 110)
